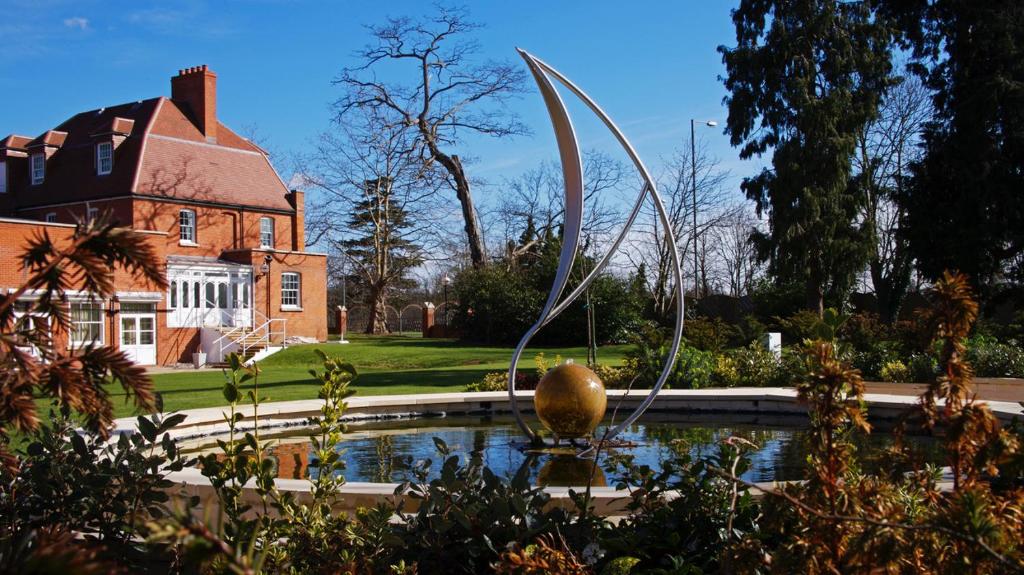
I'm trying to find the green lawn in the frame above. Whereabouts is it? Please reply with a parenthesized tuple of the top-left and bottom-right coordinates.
(117, 336, 633, 418)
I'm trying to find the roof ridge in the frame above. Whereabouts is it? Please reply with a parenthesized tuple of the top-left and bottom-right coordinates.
(130, 97, 166, 193)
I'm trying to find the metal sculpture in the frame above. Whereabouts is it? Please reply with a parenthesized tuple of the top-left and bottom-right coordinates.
(508, 49, 685, 445)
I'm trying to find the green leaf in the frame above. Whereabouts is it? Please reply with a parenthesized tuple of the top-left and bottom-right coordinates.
(432, 437, 449, 456)
(137, 416, 158, 442)
(70, 433, 88, 457)
(601, 557, 640, 575)
(222, 382, 240, 403)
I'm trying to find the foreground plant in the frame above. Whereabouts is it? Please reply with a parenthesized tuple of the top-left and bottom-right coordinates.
(0, 215, 168, 570)
(0, 214, 165, 466)
(721, 271, 1024, 574)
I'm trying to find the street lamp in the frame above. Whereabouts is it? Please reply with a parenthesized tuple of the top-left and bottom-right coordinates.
(690, 119, 717, 300)
(442, 273, 451, 329)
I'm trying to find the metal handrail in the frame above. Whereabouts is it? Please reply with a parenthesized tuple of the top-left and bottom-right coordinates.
(238, 317, 287, 357)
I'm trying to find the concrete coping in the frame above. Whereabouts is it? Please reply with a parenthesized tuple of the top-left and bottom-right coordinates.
(116, 388, 1023, 517)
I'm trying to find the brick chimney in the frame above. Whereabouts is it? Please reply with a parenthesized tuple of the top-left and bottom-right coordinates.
(289, 190, 305, 251)
(171, 65, 217, 142)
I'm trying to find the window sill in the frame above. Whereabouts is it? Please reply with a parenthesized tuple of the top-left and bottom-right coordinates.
(178, 240, 199, 247)
(280, 306, 303, 312)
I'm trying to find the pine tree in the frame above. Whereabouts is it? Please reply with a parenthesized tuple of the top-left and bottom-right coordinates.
(892, 0, 1024, 292)
(340, 178, 422, 334)
(720, 0, 895, 314)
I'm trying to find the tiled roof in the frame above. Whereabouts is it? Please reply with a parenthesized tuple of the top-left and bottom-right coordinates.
(135, 135, 291, 211)
(8, 99, 157, 206)
(5, 94, 291, 212)
(27, 130, 68, 148)
(1, 135, 32, 150)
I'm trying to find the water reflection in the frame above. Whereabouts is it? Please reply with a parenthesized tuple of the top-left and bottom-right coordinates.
(189, 413, 942, 487)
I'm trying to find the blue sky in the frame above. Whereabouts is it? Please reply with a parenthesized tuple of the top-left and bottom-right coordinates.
(0, 0, 763, 202)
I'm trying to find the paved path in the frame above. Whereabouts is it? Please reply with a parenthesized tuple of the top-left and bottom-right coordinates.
(865, 378, 1024, 403)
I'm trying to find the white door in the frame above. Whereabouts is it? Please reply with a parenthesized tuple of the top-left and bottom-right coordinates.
(120, 303, 157, 365)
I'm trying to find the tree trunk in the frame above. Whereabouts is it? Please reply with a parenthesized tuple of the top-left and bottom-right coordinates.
(419, 122, 487, 268)
(807, 278, 825, 318)
(365, 286, 389, 334)
(449, 155, 486, 268)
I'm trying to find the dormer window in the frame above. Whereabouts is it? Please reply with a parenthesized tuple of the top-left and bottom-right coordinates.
(30, 154, 45, 185)
(96, 142, 113, 175)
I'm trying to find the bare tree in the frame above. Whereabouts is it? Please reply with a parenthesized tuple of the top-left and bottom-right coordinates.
(334, 5, 529, 268)
(491, 150, 630, 265)
(710, 207, 763, 297)
(628, 138, 732, 319)
(298, 109, 437, 334)
(852, 73, 931, 322)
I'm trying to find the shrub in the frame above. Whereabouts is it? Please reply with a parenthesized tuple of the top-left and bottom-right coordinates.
(466, 354, 557, 392)
(452, 256, 644, 346)
(849, 341, 900, 379)
(965, 335, 1024, 378)
(723, 342, 799, 388)
(710, 355, 741, 387)
(466, 371, 539, 392)
(840, 312, 894, 352)
(776, 309, 825, 343)
(682, 316, 735, 352)
(1, 409, 191, 570)
(880, 359, 911, 383)
(907, 352, 939, 383)
(593, 363, 636, 390)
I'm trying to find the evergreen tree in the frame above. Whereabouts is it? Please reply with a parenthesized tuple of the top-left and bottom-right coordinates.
(340, 178, 422, 334)
(719, 0, 895, 314)
(890, 0, 1024, 292)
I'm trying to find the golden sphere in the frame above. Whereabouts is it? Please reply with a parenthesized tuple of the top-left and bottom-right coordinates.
(538, 456, 607, 487)
(534, 362, 607, 439)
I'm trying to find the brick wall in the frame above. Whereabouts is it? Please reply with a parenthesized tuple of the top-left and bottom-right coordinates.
(0, 217, 168, 354)
(132, 198, 298, 256)
(223, 248, 328, 341)
(18, 197, 135, 226)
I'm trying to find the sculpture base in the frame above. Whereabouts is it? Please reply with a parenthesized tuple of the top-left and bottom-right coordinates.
(515, 437, 640, 457)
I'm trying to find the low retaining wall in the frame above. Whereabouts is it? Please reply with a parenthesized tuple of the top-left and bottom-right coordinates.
(113, 389, 1024, 517)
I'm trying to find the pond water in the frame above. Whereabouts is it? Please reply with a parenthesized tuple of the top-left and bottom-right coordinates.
(192, 413, 943, 486)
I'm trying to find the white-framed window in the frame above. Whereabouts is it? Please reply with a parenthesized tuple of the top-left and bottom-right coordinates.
(96, 142, 113, 175)
(0, 161, 7, 193)
(70, 301, 104, 347)
(87, 207, 98, 221)
(281, 272, 300, 308)
(259, 216, 274, 249)
(30, 154, 45, 185)
(179, 209, 196, 243)
(45, 213, 57, 223)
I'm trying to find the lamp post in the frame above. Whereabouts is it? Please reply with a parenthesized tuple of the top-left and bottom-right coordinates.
(442, 273, 451, 330)
(690, 118, 717, 299)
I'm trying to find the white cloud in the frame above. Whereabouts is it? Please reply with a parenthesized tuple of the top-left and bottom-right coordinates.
(63, 17, 89, 31)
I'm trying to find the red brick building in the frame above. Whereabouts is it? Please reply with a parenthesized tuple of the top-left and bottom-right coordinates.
(0, 65, 326, 365)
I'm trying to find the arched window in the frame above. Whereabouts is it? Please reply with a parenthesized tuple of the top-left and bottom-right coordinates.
(170, 282, 177, 308)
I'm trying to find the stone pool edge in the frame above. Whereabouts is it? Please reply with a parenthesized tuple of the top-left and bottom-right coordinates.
(114, 388, 1023, 517)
